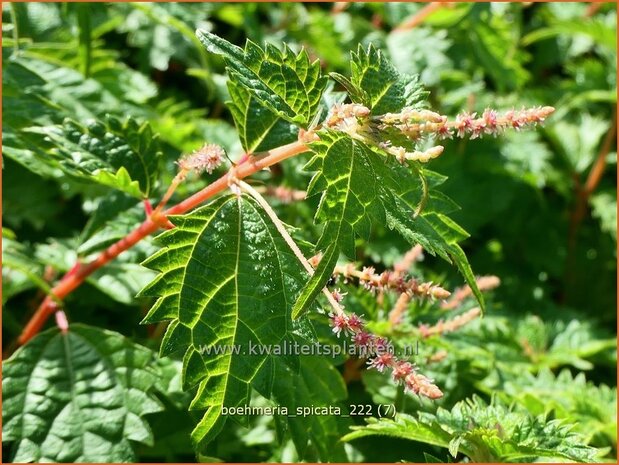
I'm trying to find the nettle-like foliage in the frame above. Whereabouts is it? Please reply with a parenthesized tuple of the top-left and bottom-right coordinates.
(3, 325, 163, 462)
(342, 395, 604, 462)
(3, 30, 560, 462)
(137, 31, 552, 454)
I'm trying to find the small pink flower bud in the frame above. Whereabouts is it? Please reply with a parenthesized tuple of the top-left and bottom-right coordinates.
(436, 123, 453, 139)
(329, 312, 350, 338)
(367, 353, 396, 372)
(455, 111, 476, 138)
(347, 313, 364, 332)
(331, 288, 347, 303)
(392, 361, 414, 382)
(373, 336, 392, 354)
(179, 143, 225, 175)
(353, 331, 373, 348)
(482, 109, 498, 134)
(55, 310, 69, 334)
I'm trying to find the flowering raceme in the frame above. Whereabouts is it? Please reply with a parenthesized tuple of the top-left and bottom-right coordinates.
(325, 103, 555, 165)
(327, 310, 444, 399)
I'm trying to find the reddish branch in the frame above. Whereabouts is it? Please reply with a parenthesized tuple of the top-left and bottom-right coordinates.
(18, 139, 311, 345)
(393, 2, 454, 32)
(568, 108, 617, 249)
(584, 2, 604, 17)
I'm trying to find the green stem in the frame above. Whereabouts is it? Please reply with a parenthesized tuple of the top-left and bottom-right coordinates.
(9, 3, 20, 55)
(394, 382, 406, 411)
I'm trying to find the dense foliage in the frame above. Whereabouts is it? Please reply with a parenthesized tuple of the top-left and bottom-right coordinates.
(2, 2, 617, 463)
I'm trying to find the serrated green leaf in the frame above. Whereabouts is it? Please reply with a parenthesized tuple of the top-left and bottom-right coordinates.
(197, 29, 327, 127)
(344, 396, 603, 462)
(349, 43, 428, 114)
(29, 116, 160, 197)
(306, 130, 484, 310)
(292, 242, 339, 320)
(2, 324, 163, 462)
(305, 130, 382, 256)
(227, 79, 297, 153)
(342, 413, 454, 451)
(500, 369, 617, 449)
(139, 195, 313, 446)
(270, 356, 351, 461)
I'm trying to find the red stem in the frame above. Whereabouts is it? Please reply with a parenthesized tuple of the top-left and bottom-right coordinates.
(568, 109, 617, 248)
(18, 139, 310, 345)
(393, 2, 453, 32)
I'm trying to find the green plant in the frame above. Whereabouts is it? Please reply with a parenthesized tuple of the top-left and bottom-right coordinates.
(3, 3, 616, 463)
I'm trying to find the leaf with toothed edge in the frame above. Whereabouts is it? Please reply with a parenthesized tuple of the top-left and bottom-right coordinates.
(349, 43, 429, 115)
(2, 325, 163, 463)
(138, 194, 348, 459)
(26, 116, 161, 198)
(197, 29, 328, 127)
(342, 396, 603, 462)
(305, 129, 484, 311)
(227, 79, 298, 153)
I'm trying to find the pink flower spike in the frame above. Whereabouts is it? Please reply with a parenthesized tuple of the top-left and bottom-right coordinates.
(405, 372, 443, 399)
(347, 313, 364, 332)
(392, 361, 414, 382)
(367, 353, 396, 372)
(353, 331, 373, 348)
(329, 312, 349, 338)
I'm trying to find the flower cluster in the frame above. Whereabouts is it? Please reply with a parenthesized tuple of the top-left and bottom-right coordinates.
(378, 106, 555, 141)
(418, 307, 481, 338)
(441, 275, 501, 310)
(324, 103, 555, 165)
(178, 143, 225, 175)
(383, 144, 444, 164)
(333, 263, 450, 300)
(328, 310, 443, 399)
(326, 102, 371, 129)
(325, 103, 446, 165)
